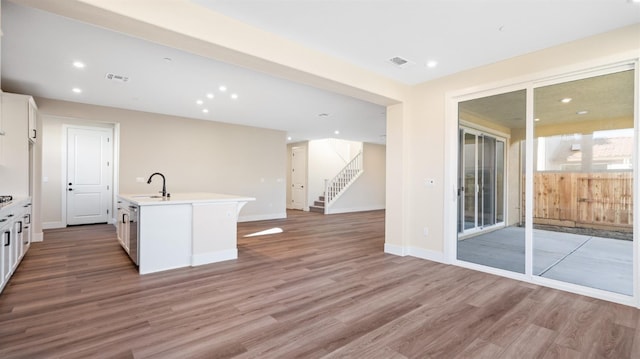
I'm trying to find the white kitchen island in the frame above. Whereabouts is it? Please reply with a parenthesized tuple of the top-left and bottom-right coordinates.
(117, 193, 255, 274)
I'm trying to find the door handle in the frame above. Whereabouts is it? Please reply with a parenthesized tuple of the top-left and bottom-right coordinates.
(4, 231, 10, 246)
(68, 188, 73, 191)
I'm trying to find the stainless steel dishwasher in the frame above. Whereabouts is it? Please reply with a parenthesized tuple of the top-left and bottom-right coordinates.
(128, 204, 139, 265)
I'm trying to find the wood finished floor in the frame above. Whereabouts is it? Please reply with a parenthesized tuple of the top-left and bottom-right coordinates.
(1, 209, 639, 358)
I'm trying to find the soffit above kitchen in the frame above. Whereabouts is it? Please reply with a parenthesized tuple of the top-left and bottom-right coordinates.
(1, 1, 387, 144)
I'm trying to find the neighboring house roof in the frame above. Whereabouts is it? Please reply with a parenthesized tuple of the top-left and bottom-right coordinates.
(566, 136, 633, 163)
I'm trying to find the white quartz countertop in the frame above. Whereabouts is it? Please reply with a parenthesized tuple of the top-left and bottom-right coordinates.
(0, 197, 31, 212)
(118, 192, 256, 206)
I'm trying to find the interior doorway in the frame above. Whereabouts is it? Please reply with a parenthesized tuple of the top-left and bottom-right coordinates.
(65, 126, 114, 225)
(290, 146, 307, 210)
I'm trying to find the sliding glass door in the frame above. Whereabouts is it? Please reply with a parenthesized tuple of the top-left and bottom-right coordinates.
(458, 128, 505, 234)
(454, 64, 637, 298)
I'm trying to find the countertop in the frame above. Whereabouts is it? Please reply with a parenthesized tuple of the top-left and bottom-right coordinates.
(0, 197, 31, 212)
(118, 192, 256, 206)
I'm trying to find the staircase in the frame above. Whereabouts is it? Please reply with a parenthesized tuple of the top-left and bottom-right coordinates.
(309, 195, 325, 213)
(309, 151, 363, 214)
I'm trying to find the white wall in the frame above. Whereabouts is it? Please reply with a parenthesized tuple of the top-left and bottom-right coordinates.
(38, 98, 287, 226)
(329, 142, 386, 213)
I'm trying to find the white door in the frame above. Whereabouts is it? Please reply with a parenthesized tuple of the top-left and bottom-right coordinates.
(291, 146, 306, 210)
(66, 127, 113, 225)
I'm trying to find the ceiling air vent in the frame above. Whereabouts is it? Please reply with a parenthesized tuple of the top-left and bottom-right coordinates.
(388, 56, 414, 68)
(105, 73, 130, 83)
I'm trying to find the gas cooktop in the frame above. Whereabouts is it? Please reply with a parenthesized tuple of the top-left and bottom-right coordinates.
(0, 195, 13, 204)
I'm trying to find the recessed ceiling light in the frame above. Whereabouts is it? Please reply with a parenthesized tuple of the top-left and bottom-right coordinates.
(426, 60, 438, 68)
(231, 93, 238, 100)
(206, 93, 214, 99)
(561, 98, 572, 103)
(219, 85, 227, 92)
(534, 118, 540, 122)
(72, 61, 85, 69)
(202, 109, 209, 113)
(72, 87, 82, 93)
(334, 130, 340, 135)
(287, 136, 292, 141)
(576, 110, 589, 115)
(196, 99, 203, 105)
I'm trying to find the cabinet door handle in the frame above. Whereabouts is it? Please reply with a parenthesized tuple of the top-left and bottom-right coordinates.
(4, 231, 10, 246)
(32, 129, 37, 139)
(18, 221, 23, 234)
(122, 214, 128, 224)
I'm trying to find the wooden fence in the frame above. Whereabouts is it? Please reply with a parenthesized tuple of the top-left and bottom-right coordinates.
(531, 172, 633, 232)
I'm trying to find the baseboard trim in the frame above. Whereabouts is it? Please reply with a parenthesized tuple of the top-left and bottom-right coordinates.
(191, 248, 238, 266)
(327, 205, 385, 214)
(408, 246, 447, 264)
(384, 243, 448, 264)
(384, 243, 408, 256)
(42, 221, 65, 230)
(238, 212, 287, 222)
(32, 231, 44, 242)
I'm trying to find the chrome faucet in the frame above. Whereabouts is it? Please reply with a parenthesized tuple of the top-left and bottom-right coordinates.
(147, 172, 167, 197)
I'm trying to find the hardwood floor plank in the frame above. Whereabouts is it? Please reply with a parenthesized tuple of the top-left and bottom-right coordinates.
(499, 324, 557, 358)
(0, 210, 638, 358)
(453, 338, 504, 359)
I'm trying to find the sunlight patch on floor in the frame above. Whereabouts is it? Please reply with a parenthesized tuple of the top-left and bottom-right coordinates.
(244, 227, 283, 237)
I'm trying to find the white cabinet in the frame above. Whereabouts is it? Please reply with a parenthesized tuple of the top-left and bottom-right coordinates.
(0, 90, 4, 165)
(1, 93, 36, 143)
(116, 200, 130, 253)
(0, 215, 12, 289)
(21, 202, 32, 257)
(27, 98, 37, 143)
(0, 198, 32, 293)
(1, 93, 33, 196)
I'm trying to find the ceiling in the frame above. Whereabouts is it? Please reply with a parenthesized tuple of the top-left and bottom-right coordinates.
(460, 69, 635, 130)
(2, 0, 639, 145)
(193, 0, 640, 85)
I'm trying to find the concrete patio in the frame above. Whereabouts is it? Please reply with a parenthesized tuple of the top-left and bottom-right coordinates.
(457, 226, 633, 295)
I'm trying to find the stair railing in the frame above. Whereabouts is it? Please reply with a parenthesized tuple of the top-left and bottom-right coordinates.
(324, 150, 363, 213)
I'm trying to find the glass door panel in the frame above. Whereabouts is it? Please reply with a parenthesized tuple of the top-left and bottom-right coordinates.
(496, 140, 505, 223)
(463, 132, 477, 231)
(482, 136, 496, 227)
(457, 90, 525, 273)
(532, 69, 635, 295)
